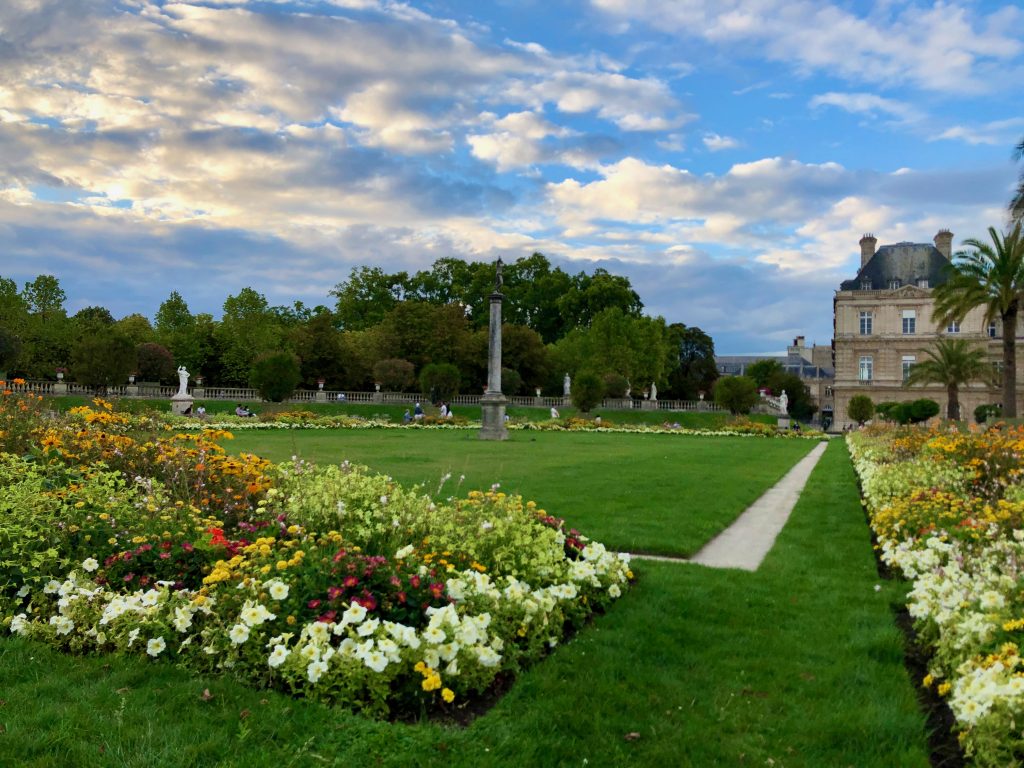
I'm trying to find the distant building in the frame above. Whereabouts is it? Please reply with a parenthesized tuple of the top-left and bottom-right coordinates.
(832, 230, 1013, 429)
(715, 335, 834, 422)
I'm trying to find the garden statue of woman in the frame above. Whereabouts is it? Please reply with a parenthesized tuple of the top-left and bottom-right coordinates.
(563, 373, 571, 397)
(650, 381, 657, 400)
(779, 389, 788, 414)
(177, 365, 189, 396)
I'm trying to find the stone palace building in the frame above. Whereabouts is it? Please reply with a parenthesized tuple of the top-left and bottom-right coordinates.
(831, 230, 1016, 429)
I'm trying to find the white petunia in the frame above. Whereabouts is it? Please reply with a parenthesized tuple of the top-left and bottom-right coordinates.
(9, 614, 29, 635)
(362, 650, 389, 673)
(147, 637, 166, 657)
(268, 644, 290, 668)
(50, 615, 74, 635)
(267, 581, 289, 601)
(422, 626, 446, 644)
(341, 602, 367, 625)
(306, 659, 329, 684)
(229, 623, 250, 645)
(608, 583, 621, 599)
(81, 558, 99, 572)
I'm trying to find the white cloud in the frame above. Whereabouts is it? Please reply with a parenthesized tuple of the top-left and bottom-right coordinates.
(702, 132, 739, 151)
(590, 0, 1024, 94)
(809, 92, 922, 124)
(933, 117, 1024, 146)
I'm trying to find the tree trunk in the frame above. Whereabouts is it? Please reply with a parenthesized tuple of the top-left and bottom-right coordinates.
(947, 383, 960, 420)
(1004, 303, 1018, 418)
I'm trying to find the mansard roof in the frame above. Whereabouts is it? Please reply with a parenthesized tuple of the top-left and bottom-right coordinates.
(839, 242, 951, 291)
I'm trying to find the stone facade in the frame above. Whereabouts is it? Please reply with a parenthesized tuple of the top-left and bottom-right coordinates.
(832, 230, 1016, 429)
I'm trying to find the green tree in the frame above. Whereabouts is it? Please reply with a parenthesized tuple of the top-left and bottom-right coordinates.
(713, 375, 759, 415)
(250, 351, 301, 402)
(847, 394, 874, 425)
(419, 363, 461, 401)
(0, 277, 29, 335)
(373, 358, 415, 391)
(570, 371, 604, 413)
(557, 268, 643, 329)
(72, 306, 115, 339)
(664, 323, 718, 400)
(933, 223, 1024, 417)
(374, 301, 470, 373)
(331, 267, 409, 331)
(290, 312, 346, 388)
(18, 275, 72, 377)
(70, 333, 135, 392)
(602, 372, 629, 398)
(21, 275, 66, 317)
(136, 342, 176, 383)
(155, 292, 211, 378)
(0, 327, 21, 376)
(115, 314, 156, 346)
(745, 359, 784, 389)
(217, 288, 284, 386)
(904, 338, 996, 420)
(500, 324, 550, 391)
(769, 372, 816, 422)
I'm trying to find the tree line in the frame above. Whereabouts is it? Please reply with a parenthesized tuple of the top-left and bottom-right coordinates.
(0, 253, 719, 400)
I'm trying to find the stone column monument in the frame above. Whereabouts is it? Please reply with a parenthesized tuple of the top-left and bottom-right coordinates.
(479, 258, 508, 440)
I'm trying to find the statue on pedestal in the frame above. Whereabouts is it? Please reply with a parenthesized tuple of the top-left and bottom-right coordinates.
(494, 257, 504, 292)
(779, 389, 788, 414)
(563, 373, 571, 397)
(650, 381, 657, 400)
(176, 366, 190, 396)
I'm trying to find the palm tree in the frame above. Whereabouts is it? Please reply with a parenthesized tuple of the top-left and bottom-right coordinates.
(1012, 137, 1024, 223)
(904, 338, 996, 420)
(933, 223, 1024, 417)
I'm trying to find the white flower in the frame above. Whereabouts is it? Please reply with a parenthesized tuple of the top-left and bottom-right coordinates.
(267, 581, 289, 601)
(81, 558, 99, 572)
(308, 622, 331, 643)
(43, 580, 61, 594)
(229, 623, 250, 645)
(127, 627, 140, 646)
(608, 583, 621, 599)
(147, 637, 166, 657)
(475, 645, 501, 667)
(363, 650, 389, 673)
(240, 601, 274, 627)
(423, 626, 446, 644)
(341, 602, 367, 625)
(395, 544, 415, 560)
(306, 659, 329, 684)
(979, 591, 1005, 611)
(268, 645, 290, 668)
(356, 618, 379, 638)
(140, 590, 160, 608)
(9, 614, 29, 635)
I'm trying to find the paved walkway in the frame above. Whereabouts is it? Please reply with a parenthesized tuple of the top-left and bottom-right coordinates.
(630, 440, 829, 572)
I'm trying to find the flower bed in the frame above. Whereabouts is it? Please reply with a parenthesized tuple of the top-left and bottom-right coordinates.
(848, 424, 1024, 766)
(0, 392, 632, 718)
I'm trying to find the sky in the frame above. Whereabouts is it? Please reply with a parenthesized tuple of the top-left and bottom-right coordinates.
(2, 0, 1023, 354)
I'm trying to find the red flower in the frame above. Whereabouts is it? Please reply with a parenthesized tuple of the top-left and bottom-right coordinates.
(181, 542, 194, 552)
(307, 599, 321, 609)
(317, 610, 337, 623)
(327, 586, 343, 600)
(343, 575, 359, 588)
(409, 574, 421, 589)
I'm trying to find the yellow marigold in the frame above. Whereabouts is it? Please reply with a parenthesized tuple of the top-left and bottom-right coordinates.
(441, 688, 455, 703)
(421, 674, 442, 692)
(937, 682, 951, 696)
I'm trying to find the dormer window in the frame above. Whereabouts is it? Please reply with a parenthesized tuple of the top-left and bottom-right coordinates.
(889, 279, 901, 290)
(917, 278, 929, 288)
(861, 279, 872, 290)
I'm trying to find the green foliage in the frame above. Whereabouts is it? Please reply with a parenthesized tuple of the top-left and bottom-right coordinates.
(135, 342, 175, 383)
(713, 375, 759, 415)
(70, 332, 136, 390)
(0, 327, 21, 374)
(665, 323, 718, 400)
(570, 371, 604, 413)
(875, 399, 940, 424)
(975, 403, 1002, 424)
(290, 312, 345, 388)
(745, 359, 784, 388)
(909, 398, 940, 422)
(217, 288, 285, 386)
(249, 351, 301, 402)
(904, 337, 995, 419)
(932, 223, 1024, 417)
(500, 366, 522, 396)
(372, 358, 415, 391)
(419, 362, 461, 401)
(847, 394, 874, 424)
(602, 372, 628, 398)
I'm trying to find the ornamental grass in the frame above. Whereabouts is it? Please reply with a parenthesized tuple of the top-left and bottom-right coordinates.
(0, 390, 632, 718)
(849, 423, 1024, 767)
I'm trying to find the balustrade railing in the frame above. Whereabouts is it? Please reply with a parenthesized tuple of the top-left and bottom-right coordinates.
(6, 379, 724, 413)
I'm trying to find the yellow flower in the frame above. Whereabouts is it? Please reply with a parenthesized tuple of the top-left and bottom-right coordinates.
(441, 688, 455, 703)
(922, 674, 933, 688)
(938, 682, 951, 696)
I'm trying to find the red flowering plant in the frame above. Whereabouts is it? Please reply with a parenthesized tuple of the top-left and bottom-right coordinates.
(299, 545, 453, 628)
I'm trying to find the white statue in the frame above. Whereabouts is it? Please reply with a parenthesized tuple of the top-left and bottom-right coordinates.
(563, 373, 571, 397)
(176, 366, 190, 396)
(650, 381, 657, 400)
(779, 389, 788, 414)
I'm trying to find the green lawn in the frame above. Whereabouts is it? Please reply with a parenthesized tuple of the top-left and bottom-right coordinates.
(0, 441, 930, 767)
(228, 429, 819, 557)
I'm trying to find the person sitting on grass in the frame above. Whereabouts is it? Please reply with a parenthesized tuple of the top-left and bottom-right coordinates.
(403, 409, 412, 423)
(235, 404, 254, 418)
(414, 402, 424, 420)
(550, 406, 559, 419)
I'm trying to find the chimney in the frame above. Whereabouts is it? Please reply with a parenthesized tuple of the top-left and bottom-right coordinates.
(859, 234, 877, 268)
(934, 229, 953, 259)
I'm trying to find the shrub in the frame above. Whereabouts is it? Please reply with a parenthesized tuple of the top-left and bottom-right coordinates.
(500, 367, 523, 396)
(975, 403, 1002, 424)
(713, 375, 759, 415)
(419, 363, 461, 402)
(909, 398, 940, 423)
(0, 328, 21, 376)
(570, 371, 604, 413)
(249, 351, 301, 402)
(847, 394, 874, 425)
(602, 372, 628, 398)
(372, 358, 415, 392)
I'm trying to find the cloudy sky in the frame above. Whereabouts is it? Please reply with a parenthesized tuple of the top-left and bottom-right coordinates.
(2, 0, 1022, 353)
